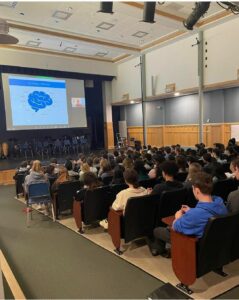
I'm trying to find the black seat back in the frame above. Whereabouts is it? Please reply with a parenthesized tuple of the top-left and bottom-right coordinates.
(139, 178, 157, 189)
(197, 212, 239, 277)
(212, 179, 238, 202)
(84, 186, 114, 224)
(57, 181, 82, 213)
(175, 172, 188, 182)
(102, 176, 113, 186)
(110, 184, 128, 198)
(230, 211, 239, 262)
(157, 188, 188, 225)
(15, 172, 27, 196)
(124, 194, 159, 243)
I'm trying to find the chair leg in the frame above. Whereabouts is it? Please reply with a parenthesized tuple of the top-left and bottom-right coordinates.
(51, 203, 56, 222)
(214, 267, 228, 277)
(27, 206, 31, 227)
(176, 283, 193, 295)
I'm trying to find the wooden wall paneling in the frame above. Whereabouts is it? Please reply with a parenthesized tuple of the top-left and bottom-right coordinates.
(127, 127, 144, 145)
(0, 170, 15, 185)
(146, 127, 164, 147)
(104, 122, 115, 150)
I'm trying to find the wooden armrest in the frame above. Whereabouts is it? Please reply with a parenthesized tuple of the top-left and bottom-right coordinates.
(171, 230, 198, 286)
(108, 208, 123, 250)
(73, 199, 82, 232)
(162, 215, 175, 226)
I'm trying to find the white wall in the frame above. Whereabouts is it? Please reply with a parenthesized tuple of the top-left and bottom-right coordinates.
(204, 17, 239, 85)
(111, 56, 141, 103)
(0, 47, 116, 76)
(145, 34, 198, 96)
(112, 17, 239, 103)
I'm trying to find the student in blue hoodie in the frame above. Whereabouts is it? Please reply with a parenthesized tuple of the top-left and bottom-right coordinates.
(149, 171, 227, 257)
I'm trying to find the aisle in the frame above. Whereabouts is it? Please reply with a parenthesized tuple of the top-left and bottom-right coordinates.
(0, 186, 162, 299)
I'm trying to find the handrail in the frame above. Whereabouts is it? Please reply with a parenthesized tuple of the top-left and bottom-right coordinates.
(0, 250, 26, 299)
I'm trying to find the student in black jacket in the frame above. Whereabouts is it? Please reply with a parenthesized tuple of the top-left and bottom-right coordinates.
(151, 161, 183, 196)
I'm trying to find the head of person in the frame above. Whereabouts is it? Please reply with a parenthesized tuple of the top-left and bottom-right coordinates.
(161, 161, 178, 180)
(232, 158, 239, 180)
(212, 148, 221, 159)
(134, 159, 147, 174)
(31, 160, 42, 173)
(50, 157, 57, 165)
(83, 172, 101, 190)
(203, 153, 212, 164)
(191, 171, 213, 199)
(45, 165, 55, 175)
(57, 166, 69, 183)
(123, 157, 133, 170)
(112, 165, 125, 184)
(81, 163, 90, 173)
(123, 169, 139, 188)
(65, 160, 73, 171)
(20, 161, 28, 169)
(176, 156, 188, 172)
(188, 162, 202, 180)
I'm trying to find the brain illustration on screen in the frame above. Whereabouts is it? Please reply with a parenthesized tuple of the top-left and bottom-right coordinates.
(28, 91, 53, 112)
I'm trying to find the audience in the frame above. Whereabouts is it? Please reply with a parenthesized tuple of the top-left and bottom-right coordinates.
(24, 160, 48, 193)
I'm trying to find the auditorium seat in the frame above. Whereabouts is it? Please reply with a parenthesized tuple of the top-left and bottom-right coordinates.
(156, 188, 188, 226)
(139, 178, 158, 188)
(74, 184, 127, 233)
(53, 180, 82, 219)
(212, 179, 238, 203)
(175, 172, 188, 182)
(170, 211, 239, 295)
(14, 172, 28, 198)
(108, 194, 159, 255)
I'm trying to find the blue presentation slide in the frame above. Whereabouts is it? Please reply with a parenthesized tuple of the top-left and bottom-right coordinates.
(8, 76, 68, 126)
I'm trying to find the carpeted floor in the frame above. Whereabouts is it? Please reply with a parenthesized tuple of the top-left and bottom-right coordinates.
(0, 185, 163, 299)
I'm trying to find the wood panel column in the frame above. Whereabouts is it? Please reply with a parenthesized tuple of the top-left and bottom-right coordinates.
(102, 81, 114, 149)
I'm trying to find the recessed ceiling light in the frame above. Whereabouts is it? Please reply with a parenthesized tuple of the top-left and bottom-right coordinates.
(63, 47, 77, 53)
(26, 40, 41, 47)
(96, 22, 114, 30)
(95, 52, 108, 57)
(174, 92, 180, 96)
(132, 31, 149, 38)
(52, 10, 72, 20)
(130, 100, 135, 104)
(0, 2, 17, 8)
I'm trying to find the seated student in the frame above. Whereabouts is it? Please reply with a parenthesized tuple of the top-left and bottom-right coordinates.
(24, 160, 48, 193)
(51, 167, 70, 193)
(151, 161, 183, 196)
(150, 172, 227, 256)
(148, 155, 165, 179)
(65, 160, 79, 179)
(111, 165, 125, 185)
(227, 159, 239, 213)
(75, 172, 102, 203)
(111, 169, 148, 214)
(134, 159, 149, 181)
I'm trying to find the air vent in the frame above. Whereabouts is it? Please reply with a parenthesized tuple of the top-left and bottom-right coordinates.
(0, 2, 17, 8)
(96, 22, 114, 30)
(26, 41, 41, 47)
(132, 31, 148, 38)
(52, 10, 72, 20)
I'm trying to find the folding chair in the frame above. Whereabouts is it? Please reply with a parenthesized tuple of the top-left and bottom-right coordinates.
(27, 182, 55, 227)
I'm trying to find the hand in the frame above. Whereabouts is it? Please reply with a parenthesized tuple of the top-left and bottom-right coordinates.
(181, 205, 190, 213)
(175, 210, 183, 220)
(147, 188, 152, 194)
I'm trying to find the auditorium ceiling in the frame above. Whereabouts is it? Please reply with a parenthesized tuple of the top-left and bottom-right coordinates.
(0, 1, 235, 63)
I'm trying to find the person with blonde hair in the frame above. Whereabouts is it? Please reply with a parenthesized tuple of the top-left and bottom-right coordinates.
(79, 163, 90, 181)
(24, 160, 47, 192)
